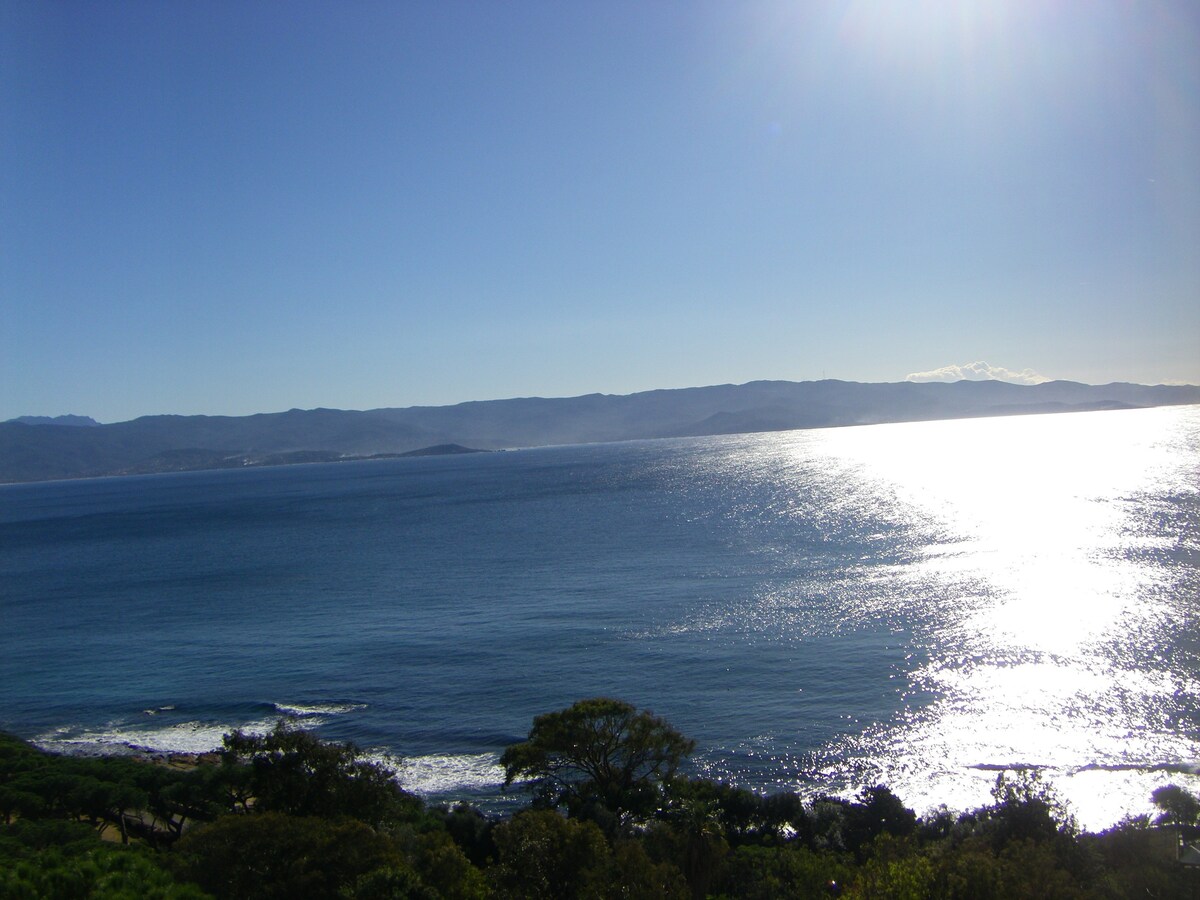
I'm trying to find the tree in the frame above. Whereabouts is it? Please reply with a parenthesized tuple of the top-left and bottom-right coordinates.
(488, 809, 612, 899)
(220, 724, 421, 827)
(434, 803, 497, 868)
(172, 812, 400, 900)
(1151, 784, 1200, 828)
(978, 770, 1076, 847)
(347, 865, 438, 900)
(848, 837, 934, 900)
(843, 785, 917, 852)
(0, 845, 209, 900)
(718, 844, 852, 900)
(500, 698, 695, 820)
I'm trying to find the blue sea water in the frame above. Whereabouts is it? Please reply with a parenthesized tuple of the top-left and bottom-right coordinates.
(2, 407, 1198, 828)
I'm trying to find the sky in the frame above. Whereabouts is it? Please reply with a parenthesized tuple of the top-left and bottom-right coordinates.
(3, 1, 1198, 423)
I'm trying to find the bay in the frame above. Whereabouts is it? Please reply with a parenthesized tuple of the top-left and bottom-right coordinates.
(2, 406, 1198, 829)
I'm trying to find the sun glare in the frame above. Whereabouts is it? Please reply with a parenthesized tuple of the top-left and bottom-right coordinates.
(836, 0, 1015, 71)
(823, 410, 1180, 654)
(792, 407, 1200, 825)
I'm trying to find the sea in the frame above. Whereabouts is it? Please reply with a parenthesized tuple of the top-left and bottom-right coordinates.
(2, 406, 1198, 831)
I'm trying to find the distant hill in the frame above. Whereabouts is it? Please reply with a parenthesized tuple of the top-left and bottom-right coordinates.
(399, 443, 487, 457)
(2, 379, 1197, 484)
(5, 414, 100, 427)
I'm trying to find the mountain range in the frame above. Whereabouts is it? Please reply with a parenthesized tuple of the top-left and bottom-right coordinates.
(3, 379, 1198, 484)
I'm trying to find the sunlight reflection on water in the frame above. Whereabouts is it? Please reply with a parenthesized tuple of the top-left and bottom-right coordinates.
(830, 409, 1198, 827)
(688, 407, 1200, 829)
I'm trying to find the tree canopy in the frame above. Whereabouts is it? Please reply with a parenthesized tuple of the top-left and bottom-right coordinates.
(1151, 784, 1200, 828)
(499, 698, 694, 819)
(220, 723, 422, 828)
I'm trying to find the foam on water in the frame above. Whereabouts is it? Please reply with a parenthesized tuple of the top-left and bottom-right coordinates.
(392, 753, 507, 797)
(273, 702, 368, 717)
(35, 718, 278, 756)
(30, 700, 369, 757)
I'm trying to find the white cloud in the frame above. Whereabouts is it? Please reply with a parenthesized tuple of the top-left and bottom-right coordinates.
(904, 361, 1051, 386)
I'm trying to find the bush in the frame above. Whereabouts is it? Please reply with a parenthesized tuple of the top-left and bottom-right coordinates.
(172, 812, 400, 900)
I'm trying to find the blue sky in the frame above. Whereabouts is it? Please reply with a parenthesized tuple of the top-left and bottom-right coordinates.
(3, 1, 1198, 422)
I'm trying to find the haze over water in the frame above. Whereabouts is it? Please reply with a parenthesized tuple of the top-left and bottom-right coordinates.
(2, 406, 1197, 830)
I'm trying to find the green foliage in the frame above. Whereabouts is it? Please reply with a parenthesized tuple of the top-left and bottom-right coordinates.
(401, 830, 489, 900)
(0, 818, 101, 858)
(342, 864, 437, 900)
(433, 803, 496, 868)
(849, 854, 935, 900)
(641, 806, 729, 898)
(926, 836, 1007, 899)
(844, 835, 932, 900)
(172, 812, 401, 900)
(0, 841, 210, 899)
(489, 809, 612, 899)
(220, 724, 422, 828)
(500, 698, 695, 821)
(1088, 821, 1196, 900)
(795, 786, 919, 857)
(607, 840, 690, 899)
(7, 719, 1200, 900)
(717, 843, 852, 899)
(0, 732, 223, 847)
(972, 770, 1077, 847)
(143, 767, 229, 843)
(662, 779, 805, 847)
(488, 810, 690, 900)
(853, 785, 918, 842)
(992, 837, 1092, 899)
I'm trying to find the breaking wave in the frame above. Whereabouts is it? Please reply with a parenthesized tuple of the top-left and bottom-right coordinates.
(393, 753, 506, 797)
(32, 699, 369, 757)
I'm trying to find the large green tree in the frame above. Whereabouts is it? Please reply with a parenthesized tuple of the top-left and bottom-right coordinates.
(500, 698, 694, 820)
